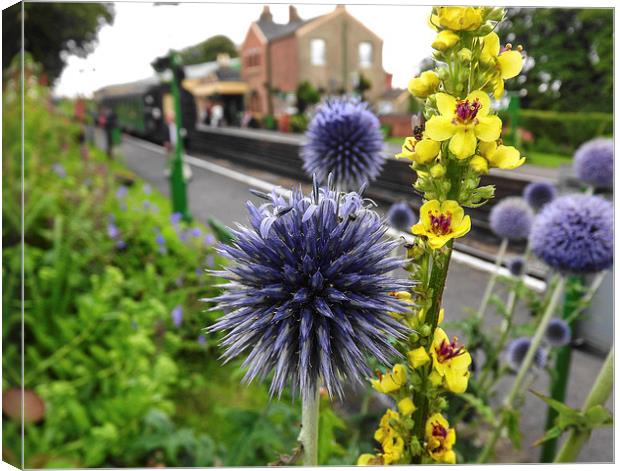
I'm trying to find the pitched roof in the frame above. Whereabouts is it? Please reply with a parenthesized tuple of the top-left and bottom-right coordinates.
(255, 15, 322, 42)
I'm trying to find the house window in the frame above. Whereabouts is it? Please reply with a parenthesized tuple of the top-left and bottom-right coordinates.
(359, 42, 373, 68)
(310, 39, 326, 66)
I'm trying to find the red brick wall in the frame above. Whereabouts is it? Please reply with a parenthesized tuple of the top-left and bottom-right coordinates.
(379, 114, 412, 137)
(270, 35, 298, 94)
(240, 25, 268, 115)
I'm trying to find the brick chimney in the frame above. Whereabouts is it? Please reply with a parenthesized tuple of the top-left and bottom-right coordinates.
(259, 5, 273, 22)
(289, 5, 301, 23)
(384, 72, 393, 90)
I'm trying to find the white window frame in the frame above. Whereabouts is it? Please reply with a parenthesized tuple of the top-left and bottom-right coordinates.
(358, 41, 373, 68)
(310, 38, 326, 66)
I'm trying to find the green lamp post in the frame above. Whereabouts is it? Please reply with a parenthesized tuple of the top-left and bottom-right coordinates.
(152, 51, 191, 222)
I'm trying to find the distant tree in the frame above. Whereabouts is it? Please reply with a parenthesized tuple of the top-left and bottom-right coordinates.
(296, 80, 320, 114)
(498, 8, 612, 112)
(355, 72, 372, 101)
(179, 35, 239, 65)
(2, 2, 115, 83)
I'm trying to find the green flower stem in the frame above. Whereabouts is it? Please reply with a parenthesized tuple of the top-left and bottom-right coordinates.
(300, 387, 320, 466)
(554, 346, 614, 463)
(477, 276, 566, 463)
(541, 275, 583, 462)
(412, 242, 453, 463)
(475, 238, 509, 321)
(565, 271, 607, 324)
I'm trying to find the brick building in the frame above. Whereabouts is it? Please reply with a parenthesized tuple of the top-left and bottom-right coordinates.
(240, 5, 388, 118)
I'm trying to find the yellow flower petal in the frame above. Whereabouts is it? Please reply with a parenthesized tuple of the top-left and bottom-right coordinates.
(466, 90, 491, 117)
(451, 215, 471, 239)
(493, 77, 505, 100)
(397, 397, 416, 416)
(415, 138, 441, 163)
(442, 450, 457, 464)
(444, 368, 470, 393)
(435, 93, 457, 117)
(498, 50, 523, 79)
(449, 128, 477, 159)
(481, 32, 500, 62)
(432, 30, 460, 51)
(478, 140, 497, 158)
(489, 145, 526, 169)
(438, 308, 444, 324)
(425, 116, 455, 142)
(408, 347, 431, 368)
(470, 155, 489, 173)
(441, 200, 464, 227)
(357, 454, 381, 466)
(427, 234, 452, 250)
(474, 115, 502, 142)
(418, 199, 441, 227)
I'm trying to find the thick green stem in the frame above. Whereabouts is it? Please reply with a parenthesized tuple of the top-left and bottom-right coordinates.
(412, 244, 453, 463)
(541, 275, 582, 462)
(476, 238, 509, 321)
(300, 388, 320, 466)
(554, 347, 614, 463)
(477, 276, 566, 463)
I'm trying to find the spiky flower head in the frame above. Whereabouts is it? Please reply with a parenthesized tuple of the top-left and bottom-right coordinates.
(505, 337, 546, 371)
(302, 97, 386, 189)
(523, 181, 556, 211)
(545, 318, 572, 347)
(573, 138, 613, 189)
(489, 197, 533, 240)
(529, 194, 613, 274)
(206, 176, 412, 399)
(387, 201, 416, 232)
(507, 256, 524, 277)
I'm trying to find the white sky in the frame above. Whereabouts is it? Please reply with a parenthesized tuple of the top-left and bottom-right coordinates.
(54, 2, 435, 97)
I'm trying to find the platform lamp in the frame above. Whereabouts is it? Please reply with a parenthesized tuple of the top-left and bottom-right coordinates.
(152, 51, 191, 222)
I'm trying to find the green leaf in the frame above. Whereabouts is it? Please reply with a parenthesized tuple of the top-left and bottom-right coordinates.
(584, 405, 613, 428)
(505, 409, 521, 449)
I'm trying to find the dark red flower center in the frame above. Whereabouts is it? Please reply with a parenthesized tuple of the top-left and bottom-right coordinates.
(429, 212, 452, 235)
(454, 98, 482, 124)
(435, 337, 465, 363)
(432, 422, 448, 439)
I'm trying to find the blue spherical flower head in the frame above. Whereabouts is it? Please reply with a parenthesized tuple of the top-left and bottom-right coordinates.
(573, 138, 613, 189)
(523, 181, 556, 211)
(387, 201, 415, 232)
(507, 256, 525, 277)
(505, 337, 546, 372)
(206, 176, 412, 400)
(530, 194, 613, 274)
(302, 97, 385, 190)
(489, 197, 534, 240)
(545, 318, 572, 347)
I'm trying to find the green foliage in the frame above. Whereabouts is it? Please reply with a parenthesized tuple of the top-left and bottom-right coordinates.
(499, 8, 612, 112)
(290, 113, 309, 134)
(296, 80, 321, 114)
(2, 2, 114, 83)
(503, 109, 613, 155)
(179, 35, 239, 66)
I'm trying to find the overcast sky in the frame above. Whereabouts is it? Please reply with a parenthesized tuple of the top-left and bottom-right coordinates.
(54, 2, 435, 97)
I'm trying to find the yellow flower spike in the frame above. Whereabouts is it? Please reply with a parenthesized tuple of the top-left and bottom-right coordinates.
(396, 135, 440, 165)
(408, 347, 431, 368)
(425, 413, 457, 464)
(469, 155, 489, 174)
(397, 397, 416, 416)
(357, 454, 383, 466)
(432, 30, 460, 51)
(381, 430, 405, 465)
(411, 200, 471, 250)
(430, 163, 446, 178)
(436, 6, 483, 31)
(389, 290, 412, 301)
(371, 364, 407, 394)
(425, 91, 502, 159)
(408, 70, 440, 98)
(429, 369, 443, 386)
(430, 327, 472, 394)
(479, 140, 526, 170)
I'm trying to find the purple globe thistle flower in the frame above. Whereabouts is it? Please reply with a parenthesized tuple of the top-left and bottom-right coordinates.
(116, 185, 128, 200)
(505, 337, 546, 371)
(507, 256, 525, 277)
(302, 98, 385, 189)
(489, 197, 534, 240)
(573, 138, 613, 188)
(171, 305, 183, 327)
(171, 212, 183, 225)
(116, 240, 127, 250)
(195, 267, 203, 277)
(523, 181, 556, 211)
(545, 318, 572, 347)
(198, 335, 207, 346)
(205, 177, 412, 399)
(107, 222, 120, 239)
(205, 255, 215, 268)
(386, 201, 416, 232)
(204, 234, 215, 246)
(52, 163, 66, 178)
(191, 227, 202, 238)
(529, 194, 613, 274)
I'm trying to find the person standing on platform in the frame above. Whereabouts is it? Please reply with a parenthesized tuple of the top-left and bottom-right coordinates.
(104, 108, 118, 159)
(164, 111, 192, 181)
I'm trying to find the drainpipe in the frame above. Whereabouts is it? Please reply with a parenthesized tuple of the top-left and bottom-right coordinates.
(342, 17, 348, 93)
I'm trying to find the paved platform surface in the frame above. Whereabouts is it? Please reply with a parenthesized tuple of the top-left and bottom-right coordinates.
(104, 133, 613, 463)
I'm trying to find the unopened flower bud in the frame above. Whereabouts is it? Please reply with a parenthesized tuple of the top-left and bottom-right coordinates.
(432, 30, 460, 51)
(430, 163, 446, 178)
(419, 324, 432, 337)
(408, 71, 440, 98)
(469, 155, 489, 174)
(457, 48, 472, 62)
